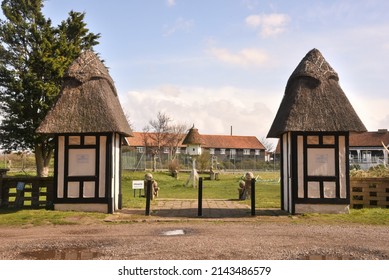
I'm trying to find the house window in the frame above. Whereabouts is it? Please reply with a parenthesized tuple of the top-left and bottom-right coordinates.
(230, 149, 236, 159)
(163, 147, 169, 154)
(136, 147, 145, 154)
(255, 150, 260, 156)
(175, 148, 181, 154)
(220, 149, 226, 155)
(210, 148, 215, 155)
(243, 149, 250, 155)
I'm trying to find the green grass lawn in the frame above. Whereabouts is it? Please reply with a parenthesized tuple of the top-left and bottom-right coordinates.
(121, 170, 281, 209)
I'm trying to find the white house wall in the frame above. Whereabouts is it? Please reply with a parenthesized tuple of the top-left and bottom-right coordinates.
(99, 136, 107, 198)
(297, 135, 304, 199)
(57, 136, 65, 198)
(282, 132, 292, 213)
(109, 133, 121, 212)
(339, 135, 347, 198)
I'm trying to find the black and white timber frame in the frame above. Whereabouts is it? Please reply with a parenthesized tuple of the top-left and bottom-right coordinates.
(53, 133, 123, 214)
(280, 131, 350, 214)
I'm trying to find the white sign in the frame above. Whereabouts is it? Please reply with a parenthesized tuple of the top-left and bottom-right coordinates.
(132, 180, 144, 190)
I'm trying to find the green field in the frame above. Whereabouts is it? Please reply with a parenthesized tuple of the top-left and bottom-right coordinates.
(121, 170, 281, 209)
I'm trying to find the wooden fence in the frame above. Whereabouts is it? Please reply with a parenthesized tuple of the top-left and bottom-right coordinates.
(0, 177, 54, 209)
(350, 178, 389, 209)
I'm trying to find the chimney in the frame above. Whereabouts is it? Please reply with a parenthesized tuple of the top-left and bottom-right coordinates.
(230, 126, 232, 136)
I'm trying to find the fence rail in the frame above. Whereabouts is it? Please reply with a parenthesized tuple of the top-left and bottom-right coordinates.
(350, 178, 389, 209)
(0, 177, 54, 209)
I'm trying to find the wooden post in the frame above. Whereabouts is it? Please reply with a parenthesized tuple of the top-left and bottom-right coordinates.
(198, 177, 203, 217)
(251, 178, 256, 216)
(31, 180, 39, 209)
(145, 179, 151, 216)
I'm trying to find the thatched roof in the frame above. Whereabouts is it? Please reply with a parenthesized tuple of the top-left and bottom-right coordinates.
(267, 48, 366, 138)
(182, 125, 203, 145)
(36, 51, 133, 136)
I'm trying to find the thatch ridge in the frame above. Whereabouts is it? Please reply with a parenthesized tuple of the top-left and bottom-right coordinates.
(36, 51, 133, 136)
(182, 125, 203, 145)
(267, 48, 366, 138)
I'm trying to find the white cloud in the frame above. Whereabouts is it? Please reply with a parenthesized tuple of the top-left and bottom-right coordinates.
(166, 0, 175, 7)
(207, 47, 269, 67)
(245, 13, 290, 37)
(158, 84, 181, 97)
(121, 86, 277, 141)
(163, 17, 194, 36)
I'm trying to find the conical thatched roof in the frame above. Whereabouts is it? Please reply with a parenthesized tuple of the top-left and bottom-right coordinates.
(267, 48, 366, 138)
(36, 51, 133, 136)
(182, 125, 203, 145)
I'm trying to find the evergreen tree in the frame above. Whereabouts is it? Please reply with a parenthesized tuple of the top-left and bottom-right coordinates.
(0, 0, 100, 176)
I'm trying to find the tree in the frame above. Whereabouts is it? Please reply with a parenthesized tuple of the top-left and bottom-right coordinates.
(0, 0, 100, 176)
(260, 136, 275, 152)
(143, 111, 187, 171)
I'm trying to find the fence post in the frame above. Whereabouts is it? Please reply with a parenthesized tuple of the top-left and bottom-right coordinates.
(145, 179, 151, 216)
(251, 178, 256, 216)
(198, 177, 203, 217)
(31, 179, 39, 209)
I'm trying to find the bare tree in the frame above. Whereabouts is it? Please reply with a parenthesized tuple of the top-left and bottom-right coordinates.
(167, 123, 187, 160)
(143, 111, 187, 171)
(260, 136, 275, 152)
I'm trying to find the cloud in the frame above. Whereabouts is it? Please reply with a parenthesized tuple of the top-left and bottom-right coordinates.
(121, 86, 277, 141)
(207, 47, 269, 67)
(245, 13, 290, 37)
(158, 84, 181, 97)
(166, 0, 175, 7)
(163, 17, 194, 36)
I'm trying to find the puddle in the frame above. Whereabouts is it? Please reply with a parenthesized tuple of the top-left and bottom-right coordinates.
(161, 229, 186, 236)
(21, 248, 102, 260)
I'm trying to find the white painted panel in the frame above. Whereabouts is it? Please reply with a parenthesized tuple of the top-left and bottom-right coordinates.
(339, 136, 347, 198)
(57, 136, 65, 198)
(308, 181, 320, 198)
(114, 133, 120, 210)
(282, 133, 288, 212)
(99, 136, 107, 198)
(68, 136, 80, 145)
(84, 136, 96, 145)
(83, 181, 95, 198)
(307, 148, 335, 176)
(68, 149, 96, 176)
(287, 133, 292, 213)
(324, 181, 336, 198)
(297, 136, 304, 198)
(68, 182, 80, 198)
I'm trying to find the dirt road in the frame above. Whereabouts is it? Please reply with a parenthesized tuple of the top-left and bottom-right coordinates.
(0, 221, 388, 260)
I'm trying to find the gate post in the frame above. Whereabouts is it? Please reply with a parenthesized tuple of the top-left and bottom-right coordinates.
(251, 178, 256, 216)
(198, 177, 203, 217)
(145, 179, 152, 216)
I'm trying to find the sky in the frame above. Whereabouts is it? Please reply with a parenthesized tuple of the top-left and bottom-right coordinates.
(17, 0, 389, 146)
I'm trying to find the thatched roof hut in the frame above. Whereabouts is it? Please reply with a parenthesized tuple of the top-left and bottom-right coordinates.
(182, 125, 203, 145)
(36, 50, 133, 136)
(267, 48, 366, 138)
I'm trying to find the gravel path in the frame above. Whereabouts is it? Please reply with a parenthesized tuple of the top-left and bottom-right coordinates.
(0, 221, 388, 260)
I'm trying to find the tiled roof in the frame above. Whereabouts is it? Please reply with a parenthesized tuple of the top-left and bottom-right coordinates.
(126, 132, 265, 150)
(350, 130, 389, 147)
(200, 135, 265, 149)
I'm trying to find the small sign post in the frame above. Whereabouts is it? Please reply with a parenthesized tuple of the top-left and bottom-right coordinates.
(132, 180, 144, 197)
